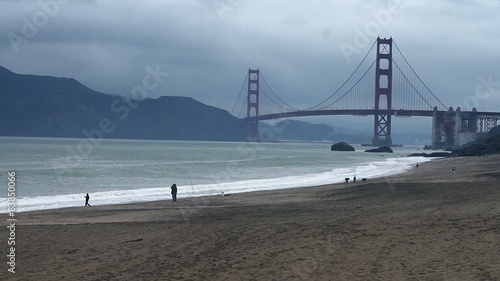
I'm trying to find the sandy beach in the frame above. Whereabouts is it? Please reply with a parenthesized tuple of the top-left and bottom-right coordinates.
(3, 155, 499, 281)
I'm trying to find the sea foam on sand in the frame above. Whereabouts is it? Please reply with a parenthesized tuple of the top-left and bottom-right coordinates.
(0, 156, 431, 213)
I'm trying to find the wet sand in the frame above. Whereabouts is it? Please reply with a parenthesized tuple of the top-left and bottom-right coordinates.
(3, 155, 499, 280)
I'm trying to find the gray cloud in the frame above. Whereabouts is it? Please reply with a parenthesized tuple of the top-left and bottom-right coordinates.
(1, 0, 499, 135)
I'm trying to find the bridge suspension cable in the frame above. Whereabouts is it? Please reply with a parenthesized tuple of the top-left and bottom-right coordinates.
(305, 39, 377, 111)
(231, 71, 249, 116)
(317, 60, 376, 110)
(259, 71, 300, 111)
(393, 41, 448, 110)
(236, 96, 248, 118)
(393, 60, 434, 109)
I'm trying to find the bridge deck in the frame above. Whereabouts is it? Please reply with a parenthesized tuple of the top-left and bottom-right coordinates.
(244, 109, 500, 122)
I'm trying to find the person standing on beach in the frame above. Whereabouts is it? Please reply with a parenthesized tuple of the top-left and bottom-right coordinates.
(84, 193, 91, 207)
(171, 184, 178, 202)
(452, 167, 456, 174)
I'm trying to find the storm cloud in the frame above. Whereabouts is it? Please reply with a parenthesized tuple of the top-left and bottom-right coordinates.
(1, 0, 499, 135)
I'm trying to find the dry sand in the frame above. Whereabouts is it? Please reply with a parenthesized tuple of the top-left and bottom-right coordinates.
(2, 155, 499, 281)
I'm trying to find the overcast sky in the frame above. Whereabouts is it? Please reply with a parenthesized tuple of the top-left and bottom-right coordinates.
(1, 0, 499, 138)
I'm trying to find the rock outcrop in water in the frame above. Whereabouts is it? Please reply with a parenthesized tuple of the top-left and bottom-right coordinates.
(331, 141, 355, 151)
(364, 146, 393, 153)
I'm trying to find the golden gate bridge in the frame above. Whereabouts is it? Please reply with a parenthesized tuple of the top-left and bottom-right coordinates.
(231, 37, 500, 148)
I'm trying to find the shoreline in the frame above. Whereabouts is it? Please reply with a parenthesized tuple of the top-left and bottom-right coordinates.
(5, 154, 431, 214)
(7, 155, 488, 222)
(3, 154, 499, 280)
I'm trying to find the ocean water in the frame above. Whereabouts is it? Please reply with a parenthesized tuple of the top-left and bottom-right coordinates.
(0, 137, 431, 213)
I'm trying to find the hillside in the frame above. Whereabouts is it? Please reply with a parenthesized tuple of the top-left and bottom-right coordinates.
(0, 66, 246, 141)
(260, 120, 371, 143)
(452, 125, 500, 156)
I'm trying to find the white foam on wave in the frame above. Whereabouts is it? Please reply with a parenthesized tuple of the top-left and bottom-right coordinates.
(0, 156, 432, 213)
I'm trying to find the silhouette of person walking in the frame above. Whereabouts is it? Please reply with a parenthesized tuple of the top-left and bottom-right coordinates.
(171, 184, 178, 202)
(85, 193, 91, 207)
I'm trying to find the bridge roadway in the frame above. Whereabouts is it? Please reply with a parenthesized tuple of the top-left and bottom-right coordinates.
(245, 109, 500, 122)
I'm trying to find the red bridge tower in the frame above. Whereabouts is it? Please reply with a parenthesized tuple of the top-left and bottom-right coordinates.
(246, 69, 260, 141)
(373, 37, 393, 146)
